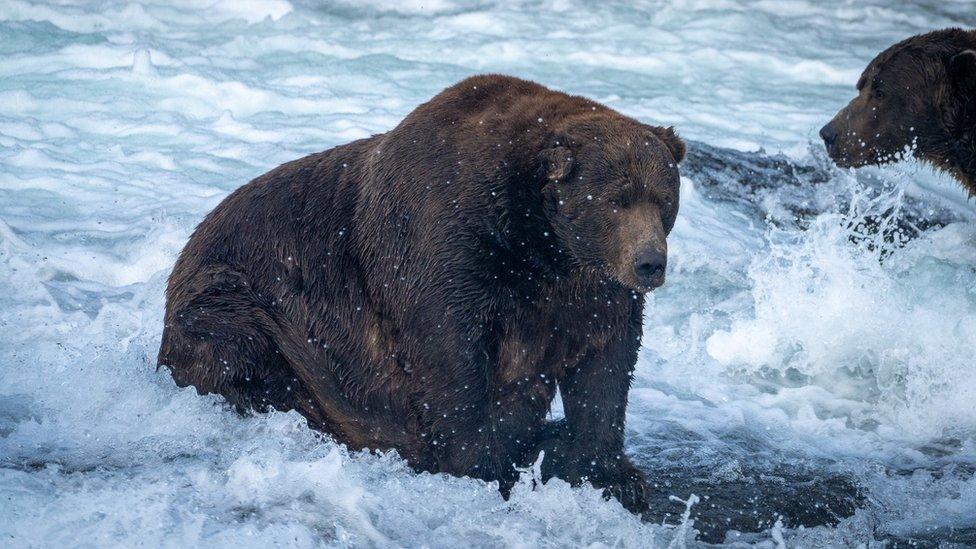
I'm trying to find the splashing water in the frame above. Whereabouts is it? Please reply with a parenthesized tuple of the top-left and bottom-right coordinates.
(708, 177, 976, 439)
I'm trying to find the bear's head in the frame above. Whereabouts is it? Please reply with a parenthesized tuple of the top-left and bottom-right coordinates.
(820, 29, 976, 183)
(538, 116, 685, 292)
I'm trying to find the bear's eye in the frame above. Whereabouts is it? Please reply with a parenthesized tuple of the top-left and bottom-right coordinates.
(609, 197, 630, 210)
(871, 77, 885, 99)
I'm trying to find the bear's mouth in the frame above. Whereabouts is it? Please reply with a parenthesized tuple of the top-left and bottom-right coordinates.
(825, 147, 864, 168)
(826, 143, 908, 170)
(613, 270, 665, 294)
(632, 274, 665, 293)
(824, 127, 914, 170)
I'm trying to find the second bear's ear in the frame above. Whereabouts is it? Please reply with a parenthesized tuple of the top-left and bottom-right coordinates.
(651, 126, 686, 164)
(538, 146, 574, 183)
(949, 50, 976, 92)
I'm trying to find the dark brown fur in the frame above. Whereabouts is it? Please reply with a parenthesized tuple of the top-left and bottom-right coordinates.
(158, 75, 684, 513)
(820, 28, 976, 194)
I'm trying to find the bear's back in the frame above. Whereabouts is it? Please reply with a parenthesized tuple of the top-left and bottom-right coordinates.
(393, 74, 612, 137)
(166, 139, 374, 301)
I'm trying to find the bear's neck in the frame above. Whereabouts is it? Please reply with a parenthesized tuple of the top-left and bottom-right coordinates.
(946, 33, 976, 196)
(943, 112, 976, 196)
(955, 133, 975, 196)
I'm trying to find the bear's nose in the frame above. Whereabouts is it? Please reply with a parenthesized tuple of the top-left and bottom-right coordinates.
(633, 248, 666, 286)
(819, 124, 838, 147)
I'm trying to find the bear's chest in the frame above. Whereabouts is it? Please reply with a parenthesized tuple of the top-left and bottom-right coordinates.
(495, 284, 635, 386)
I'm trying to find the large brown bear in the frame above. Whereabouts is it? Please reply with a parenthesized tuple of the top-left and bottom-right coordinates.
(820, 28, 976, 194)
(158, 74, 685, 513)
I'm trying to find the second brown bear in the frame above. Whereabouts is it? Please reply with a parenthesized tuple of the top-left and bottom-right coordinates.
(821, 28, 976, 194)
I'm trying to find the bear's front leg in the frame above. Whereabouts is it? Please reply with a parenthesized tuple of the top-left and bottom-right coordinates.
(533, 331, 651, 514)
(426, 372, 557, 491)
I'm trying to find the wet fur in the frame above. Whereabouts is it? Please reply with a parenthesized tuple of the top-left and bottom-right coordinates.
(158, 74, 684, 512)
(822, 28, 976, 195)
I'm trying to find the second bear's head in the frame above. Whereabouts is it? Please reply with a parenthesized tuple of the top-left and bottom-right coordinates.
(537, 116, 685, 293)
(820, 29, 976, 179)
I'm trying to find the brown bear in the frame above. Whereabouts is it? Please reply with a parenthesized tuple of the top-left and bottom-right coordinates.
(820, 28, 976, 194)
(158, 74, 685, 513)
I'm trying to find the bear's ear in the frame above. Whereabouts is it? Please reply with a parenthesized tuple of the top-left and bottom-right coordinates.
(949, 50, 976, 92)
(651, 126, 686, 164)
(538, 146, 574, 183)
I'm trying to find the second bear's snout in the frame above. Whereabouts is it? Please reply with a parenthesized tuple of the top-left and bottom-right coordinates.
(819, 123, 838, 148)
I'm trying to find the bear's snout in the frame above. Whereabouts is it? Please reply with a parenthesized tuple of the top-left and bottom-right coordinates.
(819, 123, 838, 149)
(819, 113, 862, 168)
(633, 247, 666, 288)
(611, 204, 670, 292)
